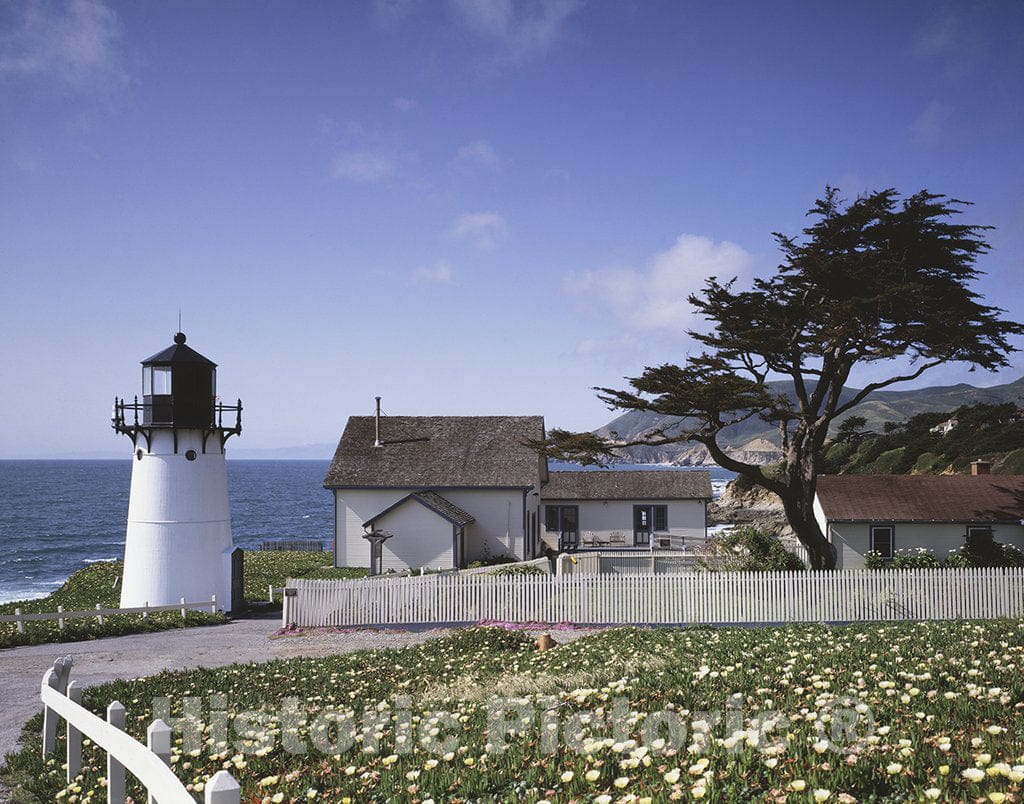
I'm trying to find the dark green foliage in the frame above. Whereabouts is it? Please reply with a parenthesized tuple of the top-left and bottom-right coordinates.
(821, 401, 1024, 475)
(836, 415, 869, 443)
(698, 526, 805, 571)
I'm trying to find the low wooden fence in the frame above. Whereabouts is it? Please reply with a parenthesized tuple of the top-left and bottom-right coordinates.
(259, 539, 328, 552)
(282, 567, 1024, 628)
(1, 597, 219, 635)
(40, 656, 240, 803)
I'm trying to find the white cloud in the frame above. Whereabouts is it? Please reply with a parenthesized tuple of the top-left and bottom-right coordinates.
(331, 148, 401, 182)
(453, 139, 503, 170)
(0, 0, 126, 90)
(392, 96, 418, 112)
(412, 260, 454, 284)
(447, 211, 509, 250)
(563, 234, 753, 334)
(448, 0, 582, 66)
(909, 100, 954, 145)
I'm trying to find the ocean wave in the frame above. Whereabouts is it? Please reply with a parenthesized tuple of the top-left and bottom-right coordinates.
(82, 557, 119, 564)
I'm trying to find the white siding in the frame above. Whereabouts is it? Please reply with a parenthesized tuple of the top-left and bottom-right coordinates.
(333, 487, 530, 569)
(375, 503, 454, 572)
(541, 498, 706, 548)
(828, 521, 1024, 570)
(443, 488, 527, 563)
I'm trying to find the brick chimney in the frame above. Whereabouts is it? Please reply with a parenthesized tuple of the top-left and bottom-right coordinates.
(971, 460, 991, 476)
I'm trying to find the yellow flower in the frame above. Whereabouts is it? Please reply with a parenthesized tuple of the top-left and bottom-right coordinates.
(924, 789, 940, 801)
(790, 780, 807, 792)
(813, 790, 830, 802)
(963, 768, 986, 782)
(886, 763, 903, 775)
(988, 794, 1006, 804)
(585, 770, 600, 783)
(258, 776, 279, 788)
(664, 768, 681, 784)
(613, 777, 629, 789)
(561, 771, 574, 783)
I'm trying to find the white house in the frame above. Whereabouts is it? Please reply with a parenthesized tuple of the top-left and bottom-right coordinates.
(540, 470, 711, 551)
(324, 413, 712, 573)
(813, 472, 1024, 569)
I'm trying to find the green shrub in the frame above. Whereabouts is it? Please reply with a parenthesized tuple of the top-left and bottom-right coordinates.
(996, 447, 1024, 474)
(490, 564, 547, 576)
(868, 447, 905, 473)
(698, 526, 805, 571)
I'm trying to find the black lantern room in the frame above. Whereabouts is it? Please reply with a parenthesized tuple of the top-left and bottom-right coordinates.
(140, 332, 216, 427)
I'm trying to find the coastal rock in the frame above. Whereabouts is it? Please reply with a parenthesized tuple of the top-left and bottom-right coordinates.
(611, 438, 784, 467)
(709, 478, 794, 540)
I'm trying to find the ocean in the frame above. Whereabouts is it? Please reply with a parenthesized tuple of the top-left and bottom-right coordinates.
(0, 460, 734, 604)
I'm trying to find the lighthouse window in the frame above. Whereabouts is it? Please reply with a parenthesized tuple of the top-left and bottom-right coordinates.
(143, 366, 172, 396)
(185, 449, 197, 461)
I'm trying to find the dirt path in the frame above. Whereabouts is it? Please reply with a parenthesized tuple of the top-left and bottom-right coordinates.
(0, 612, 457, 764)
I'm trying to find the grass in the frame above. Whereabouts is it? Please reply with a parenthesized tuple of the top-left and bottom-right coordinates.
(3, 620, 1023, 801)
(243, 550, 368, 602)
(0, 562, 224, 649)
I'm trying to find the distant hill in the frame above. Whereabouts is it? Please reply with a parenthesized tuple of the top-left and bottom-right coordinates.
(596, 375, 1024, 466)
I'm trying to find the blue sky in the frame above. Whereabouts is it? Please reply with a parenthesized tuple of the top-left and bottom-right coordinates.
(2, 0, 1023, 458)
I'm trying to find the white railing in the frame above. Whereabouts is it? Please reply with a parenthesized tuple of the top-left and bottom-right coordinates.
(40, 656, 240, 803)
(3, 597, 219, 635)
(282, 567, 1024, 628)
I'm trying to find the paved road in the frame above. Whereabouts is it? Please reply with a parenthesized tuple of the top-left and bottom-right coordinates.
(0, 612, 454, 763)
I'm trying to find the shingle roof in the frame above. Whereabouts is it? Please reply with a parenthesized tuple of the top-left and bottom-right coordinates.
(324, 416, 545, 488)
(816, 475, 1024, 523)
(542, 470, 713, 500)
(363, 491, 476, 528)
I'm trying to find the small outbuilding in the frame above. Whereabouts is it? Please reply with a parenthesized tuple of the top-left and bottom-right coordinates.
(813, 473, 1024, 569)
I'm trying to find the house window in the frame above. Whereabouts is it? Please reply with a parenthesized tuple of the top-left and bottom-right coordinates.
(653, 505, 668, 531)
(870, 525, 894, 559)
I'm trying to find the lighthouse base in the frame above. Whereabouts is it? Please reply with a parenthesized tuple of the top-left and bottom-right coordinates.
(120, 430, 235, 610)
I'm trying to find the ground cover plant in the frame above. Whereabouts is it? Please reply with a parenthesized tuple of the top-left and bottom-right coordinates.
(3, 620, 1024, 802)
(0, 562, 223, 649)
(243, 550, 368, 603)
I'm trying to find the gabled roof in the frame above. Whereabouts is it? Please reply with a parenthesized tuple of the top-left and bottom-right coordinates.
(542, 470, 713, 500)
(324, 415, 545, 489)
(364, 491, 475, 528)
(815, 474, 1024, 523)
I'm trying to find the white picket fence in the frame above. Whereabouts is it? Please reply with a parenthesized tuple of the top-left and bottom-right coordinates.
(2, 597, 219, 635)
(282, 567, 1024, 628)
(40, 656, 239, 803)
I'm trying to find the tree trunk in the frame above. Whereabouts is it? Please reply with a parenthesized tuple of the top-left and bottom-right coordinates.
(780, 433, 836, 570)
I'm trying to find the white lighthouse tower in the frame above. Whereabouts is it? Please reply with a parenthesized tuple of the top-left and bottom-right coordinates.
(112, 332, 242, 610)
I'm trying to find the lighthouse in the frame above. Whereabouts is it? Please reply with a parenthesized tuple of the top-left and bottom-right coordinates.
(112, 332, 242, 610)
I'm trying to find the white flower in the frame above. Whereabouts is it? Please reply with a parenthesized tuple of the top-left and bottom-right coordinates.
(813, 790, 831, 802)
(963, 767, 986, 782)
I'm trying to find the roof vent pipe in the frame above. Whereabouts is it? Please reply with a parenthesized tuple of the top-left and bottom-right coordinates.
(374, 396, 382, 448)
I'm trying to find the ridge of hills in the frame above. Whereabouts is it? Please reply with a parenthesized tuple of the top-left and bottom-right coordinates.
(596, 375, 1024, 467)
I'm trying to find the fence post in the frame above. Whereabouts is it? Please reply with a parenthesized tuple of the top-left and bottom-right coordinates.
(147, 718, 172, 804)
(142, 602, 149, 620)
(180, 597, 187, 620)
(15, 608, 24, 634)
(210, 594, 217, 614)
(268, 584, 274, 603)
(96, 603, 105, 626)
(66, 681, 83, 781)
(106, 701, 126, 804)
(42, 656, 72, 757)
(58, 605, 65, 630)
(205, 770, 241, 804)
